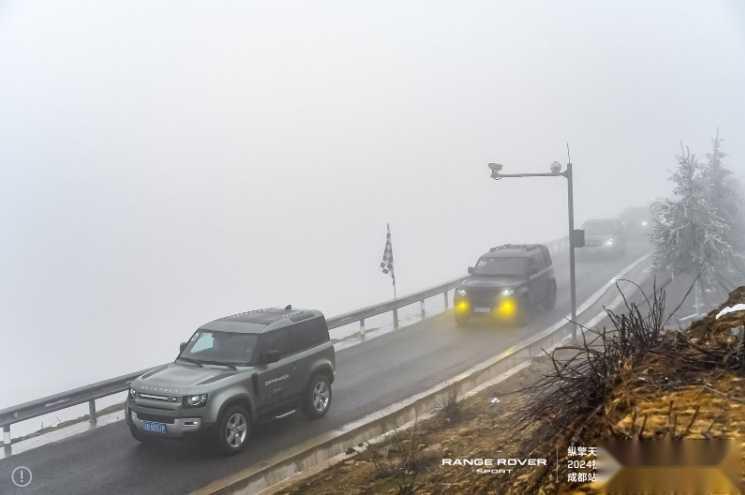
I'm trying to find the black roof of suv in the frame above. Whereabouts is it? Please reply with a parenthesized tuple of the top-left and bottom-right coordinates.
(199, 307, 325, 334)
(480, 243, 551, 260)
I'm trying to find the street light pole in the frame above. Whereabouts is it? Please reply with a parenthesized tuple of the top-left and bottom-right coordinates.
(488, 160, 578, 338)
(564, 161, 578, 337)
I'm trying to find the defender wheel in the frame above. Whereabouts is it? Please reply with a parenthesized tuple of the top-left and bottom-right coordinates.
(215, 405, 251, 455)
(303, 374, 332, 419)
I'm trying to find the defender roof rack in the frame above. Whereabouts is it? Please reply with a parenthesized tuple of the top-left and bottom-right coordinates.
(199, 307, 322, 333)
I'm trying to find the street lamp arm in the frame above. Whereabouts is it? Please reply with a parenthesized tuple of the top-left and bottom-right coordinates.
(492, 172, 565, 179)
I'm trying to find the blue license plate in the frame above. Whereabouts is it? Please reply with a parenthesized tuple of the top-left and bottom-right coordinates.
(143, 421, 167, 434)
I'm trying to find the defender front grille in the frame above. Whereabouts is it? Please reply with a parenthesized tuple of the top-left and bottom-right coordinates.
(466, 288, 498, 307)
(136, 413, 176, 424)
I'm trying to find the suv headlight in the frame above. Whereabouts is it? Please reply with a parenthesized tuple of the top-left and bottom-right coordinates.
(455, 288, 467, 297)
(604, 238, 615, 247)
(128, 387, 137, 400)
(183, 394, 208, 408)
(500, 288, 515, 297)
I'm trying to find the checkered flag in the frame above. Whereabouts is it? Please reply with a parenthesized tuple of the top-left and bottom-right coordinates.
(380, 223, 396, 290)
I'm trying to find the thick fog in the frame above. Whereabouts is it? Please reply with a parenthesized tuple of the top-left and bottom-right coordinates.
(1, 0, 744, 408)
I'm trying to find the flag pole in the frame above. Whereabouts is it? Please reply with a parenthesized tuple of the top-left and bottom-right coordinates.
(389, 223, 399, 329)
(390, 222, 397, 300)
(380, 222, 398, 301)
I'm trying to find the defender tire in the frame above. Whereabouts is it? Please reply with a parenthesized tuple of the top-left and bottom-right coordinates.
(215, 404, 251, 455)
(303, 373, 332, 419)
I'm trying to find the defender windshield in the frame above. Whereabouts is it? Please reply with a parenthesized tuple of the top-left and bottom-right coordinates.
(474, 257, 528, 277)
(179, 330, 258, 365)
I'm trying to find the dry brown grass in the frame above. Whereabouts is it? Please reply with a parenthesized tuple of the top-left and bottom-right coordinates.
(277, 283, 745, 494)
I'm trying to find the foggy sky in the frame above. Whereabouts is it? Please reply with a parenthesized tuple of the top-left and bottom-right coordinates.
(1, 0, 744, 407)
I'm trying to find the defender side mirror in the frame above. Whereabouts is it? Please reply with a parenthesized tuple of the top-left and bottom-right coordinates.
(179, 342, 187, 353)
(468, 266, 475, 275)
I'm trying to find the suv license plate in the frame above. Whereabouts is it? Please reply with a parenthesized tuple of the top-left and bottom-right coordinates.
(473, 307, 490, 314)
(143, 421, 167, 434)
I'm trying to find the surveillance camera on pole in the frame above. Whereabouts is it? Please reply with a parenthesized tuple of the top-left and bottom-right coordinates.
(486, 153, 578, 338)
(488, 162, 503, 179)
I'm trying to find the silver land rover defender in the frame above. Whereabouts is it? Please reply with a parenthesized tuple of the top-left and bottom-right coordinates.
(126, 306, 335, 455)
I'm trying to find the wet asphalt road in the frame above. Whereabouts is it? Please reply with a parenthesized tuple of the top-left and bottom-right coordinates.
(0, 245, 649, 495)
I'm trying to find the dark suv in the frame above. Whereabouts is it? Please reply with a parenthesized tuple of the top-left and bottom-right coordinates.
(126, 306, 335, 454)
(453, 244, 557, 326)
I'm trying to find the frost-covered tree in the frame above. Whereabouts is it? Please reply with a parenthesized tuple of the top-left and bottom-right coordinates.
(702, 131, 745, 252)
(651, 144, 734, 285)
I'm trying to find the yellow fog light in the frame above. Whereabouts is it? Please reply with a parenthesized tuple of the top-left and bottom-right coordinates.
(455, 300, 470, 314)
(495, 297, 517, 318)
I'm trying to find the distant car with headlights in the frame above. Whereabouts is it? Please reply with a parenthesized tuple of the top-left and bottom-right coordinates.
(126, 306, 335, 455)
(453, 244, 557, 327)
(579, 218, 627, 258)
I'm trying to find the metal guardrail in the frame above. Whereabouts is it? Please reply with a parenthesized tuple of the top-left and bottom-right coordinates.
(0, 369, 154, 436)
(326, 276, 465, 334)
(0, 236, 569, 449)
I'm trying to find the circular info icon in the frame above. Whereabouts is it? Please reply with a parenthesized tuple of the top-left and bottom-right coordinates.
(11, 466, 33, 488)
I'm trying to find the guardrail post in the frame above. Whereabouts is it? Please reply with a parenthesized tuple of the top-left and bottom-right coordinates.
(420, 300, 425, 319)
(88, 399, 97, 424)
(359, 318, 366, 339)
(393, 308, 399, 330)
(443, 290, 449, 309)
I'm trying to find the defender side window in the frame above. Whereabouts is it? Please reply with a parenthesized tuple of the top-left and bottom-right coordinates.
(259, 328, 290, 359)
(286, 323, 310, 355)
(307, 317, 330, 346)
(287, 317, 330, 355)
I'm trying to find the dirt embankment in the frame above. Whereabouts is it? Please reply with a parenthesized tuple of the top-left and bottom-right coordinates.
(277, 287, 745, 494)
